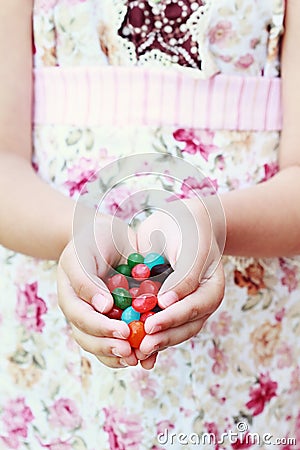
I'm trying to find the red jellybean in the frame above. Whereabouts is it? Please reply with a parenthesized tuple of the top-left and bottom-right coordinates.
(138, 280, 160, 295)
(107, 274, 129, 292)
(106, 306, 123, 320)
(132, 293, 158, 313)
(128, 321, 146, 348)
(131, 264, 151, 281)
(129, 287, 140, 300)
(140, 311, 156, 323)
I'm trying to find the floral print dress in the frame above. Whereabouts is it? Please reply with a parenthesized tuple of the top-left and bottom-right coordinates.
(1, 1, 300, 449)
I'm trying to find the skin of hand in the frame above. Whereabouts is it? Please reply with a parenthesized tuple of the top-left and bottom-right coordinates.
(135, 198, 225, 368)
(57, 213, 148, 369)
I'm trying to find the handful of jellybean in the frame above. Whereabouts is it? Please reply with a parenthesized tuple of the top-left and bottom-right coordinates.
(104, 253, 173, 349)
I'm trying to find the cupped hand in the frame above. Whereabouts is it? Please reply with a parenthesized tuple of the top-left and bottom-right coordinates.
(135, 197, 225, 368)
(57, 213, 140, 369)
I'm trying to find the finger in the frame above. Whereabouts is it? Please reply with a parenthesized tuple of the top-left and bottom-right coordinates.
(57, 267, 130, 338)
(96, 355, 138, 369)
(139, 352, 158, 370)
(144, 264, 225, 334)
(137, 205, 215, 304)
(139, 317, 208, 356)
(71, 325, 133, 358)
(58, 243, 114, 314)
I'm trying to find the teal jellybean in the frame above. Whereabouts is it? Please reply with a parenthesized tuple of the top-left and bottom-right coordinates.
(144, 252, 165, 270)
(121, 306, 141, 324)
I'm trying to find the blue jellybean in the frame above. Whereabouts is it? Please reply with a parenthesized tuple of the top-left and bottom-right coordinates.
(121, 306, 141, 324)
(144, 252, 165, 270)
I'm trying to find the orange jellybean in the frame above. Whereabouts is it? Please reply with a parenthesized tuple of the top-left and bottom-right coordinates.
(128, 321, 146, 348)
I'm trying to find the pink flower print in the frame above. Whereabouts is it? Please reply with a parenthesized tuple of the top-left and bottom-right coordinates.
(210, 311, 232, 337)
(289, 366, 300, 393)
(0, 398, 34, 449)
(34, 0, 58, 13)
(295, 411, 300, 442)
(250, 38, 260, 49)
(16, 282, 47, 333)
(208, 21, 234, 48)
(235, 54, 254, 69)
(64, 157, 98, 197)
(215, 154, 225, 171)
(37, 436, 73, 450)
(39, 440, 73, 450)
(275, 307, 285, 322)
(231, 433, 254, 449)
(245, 373, 278, 416)
(208, 343, 228, 375)
(277, 343, 293, 369)
(204, 422, 221, 450)
(131, 371, 158, 399)
(157, 348, 178, 370)
(281, 265, 298, 293)
(261, 162, 279, 182)
(48, 398, 82, 429)
(173, 129, 217, 160)
(179, 406, 194, 417)
(168, 176, 218, 202)
(104, 186, 143, 220)
(209, 384, 226, 404)
(219, 54, 233, 63)
(103, 407, 143, 450)
(156, 420, 175, 436)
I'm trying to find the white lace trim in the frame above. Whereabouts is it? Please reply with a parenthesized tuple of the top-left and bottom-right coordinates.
(103, 0, 219, 79)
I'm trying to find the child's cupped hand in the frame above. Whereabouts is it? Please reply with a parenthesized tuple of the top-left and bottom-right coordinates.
(135, 198, 225, 368)
(57, 213, 144, 369)
(57, 196, 225, 370)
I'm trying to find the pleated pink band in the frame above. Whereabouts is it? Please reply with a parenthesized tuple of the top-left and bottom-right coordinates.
(33, 66, 282, 131)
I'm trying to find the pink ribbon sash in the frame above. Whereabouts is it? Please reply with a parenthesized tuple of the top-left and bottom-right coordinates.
(33, 66, 282, 131)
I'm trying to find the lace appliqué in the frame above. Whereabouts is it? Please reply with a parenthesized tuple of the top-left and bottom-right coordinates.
(102, 0, 218, 78)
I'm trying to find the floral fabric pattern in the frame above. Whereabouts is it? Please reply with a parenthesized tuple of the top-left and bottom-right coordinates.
(1, 1, 300, 449)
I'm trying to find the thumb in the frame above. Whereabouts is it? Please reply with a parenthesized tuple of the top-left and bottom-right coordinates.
(158, 236, 221, 308)
(58, 240, 114, 315)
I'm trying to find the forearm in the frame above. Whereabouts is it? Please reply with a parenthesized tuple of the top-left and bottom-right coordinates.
(221, 166, 300, 257)
(0, 152, 74, 260)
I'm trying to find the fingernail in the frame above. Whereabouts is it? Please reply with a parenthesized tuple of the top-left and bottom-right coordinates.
(147, 325, 162, 335)
(113, 330, 128, 339)
(91, 293, 109, 313)
(119, 359, 129, 367)
(158, 291, 178, 308)
(112, 348, 124, 357)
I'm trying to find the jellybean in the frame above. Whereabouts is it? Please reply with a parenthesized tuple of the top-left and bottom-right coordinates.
(127, 252, 144, 269)
(121, 306, 141, 324)
(115, 264, 132, 277)
(129, 287, 140, 300)
(131, 264, 151, 281)
(112, 288, 132, 310)
(132, 293, 158, 313)
(107, 273, 129, 292)
(138, 280, 160, 295)
(140, 311, 156, 323)
(106, 306, 123, 320)
(128, 321, 146, 348)
(144, 252, 165, 269)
